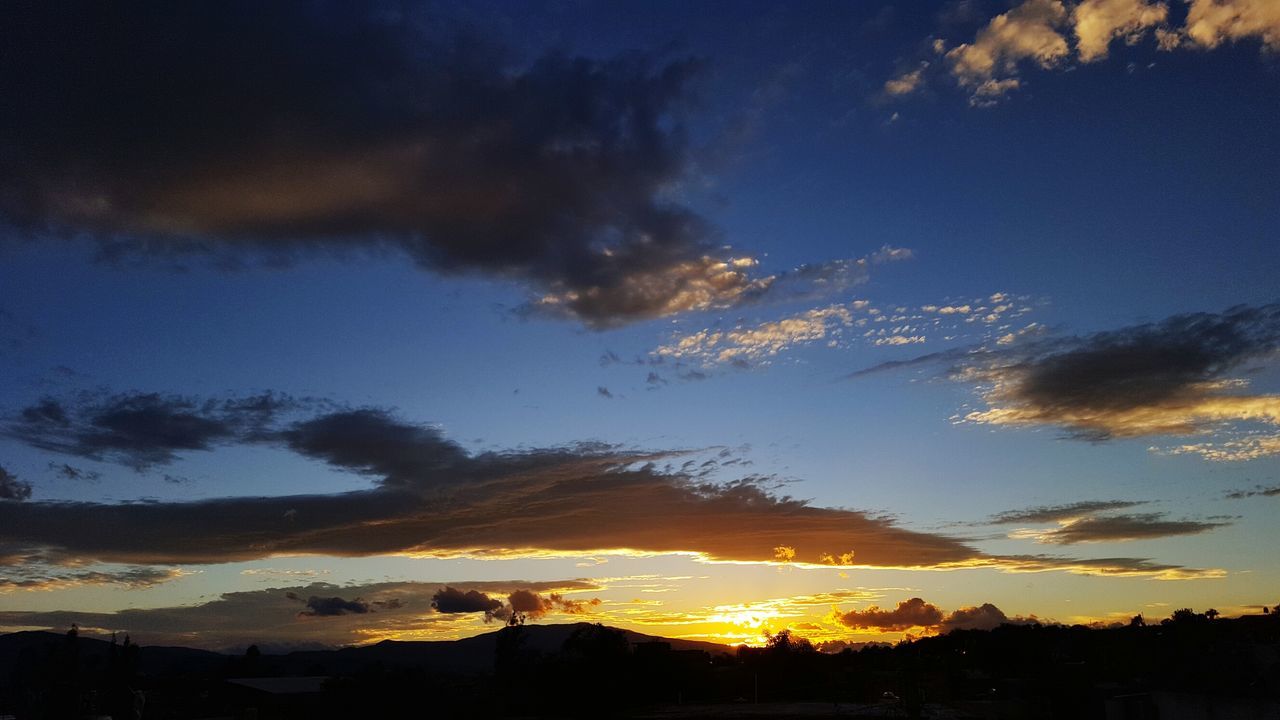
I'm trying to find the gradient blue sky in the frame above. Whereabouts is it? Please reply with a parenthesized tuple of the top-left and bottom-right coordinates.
(0, 0, 1277, 649)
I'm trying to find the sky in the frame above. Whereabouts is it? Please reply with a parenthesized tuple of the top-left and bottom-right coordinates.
(0, 0, 1277, 652)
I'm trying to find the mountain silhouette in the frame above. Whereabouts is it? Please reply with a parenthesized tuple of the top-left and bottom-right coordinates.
(0, 622, 728, 678)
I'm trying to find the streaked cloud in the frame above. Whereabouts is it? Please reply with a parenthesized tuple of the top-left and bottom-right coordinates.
(1224, 483, 1280, 500)
(0, 394, 1221, 580)
(1006, 512, 1230, 544)
(990, 499, 1146, 523)
(985, 554, 1224, 580)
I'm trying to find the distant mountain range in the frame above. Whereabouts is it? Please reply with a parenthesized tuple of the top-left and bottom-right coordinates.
(0, 623, 730, 678)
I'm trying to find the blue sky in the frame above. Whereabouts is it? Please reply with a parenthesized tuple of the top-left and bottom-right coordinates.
(0, 0, 1277, 649)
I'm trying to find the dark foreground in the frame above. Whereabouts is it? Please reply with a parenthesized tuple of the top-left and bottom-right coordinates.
(2, 609, 1278, 719)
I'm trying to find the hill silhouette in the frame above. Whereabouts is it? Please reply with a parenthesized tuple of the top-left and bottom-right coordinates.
(2, 611, 1279, 718)
(0, 622, 727, 676)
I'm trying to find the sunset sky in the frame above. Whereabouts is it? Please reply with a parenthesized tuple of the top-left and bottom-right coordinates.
(1, 0, 1278, 652)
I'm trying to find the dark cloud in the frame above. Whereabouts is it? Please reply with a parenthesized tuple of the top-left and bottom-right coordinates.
(431, 586, 503, 614)
(487, 589, 601, 623)
(279, 409, 468, 488)
(0, 466, 32, 501)
(297, 595, 371, 617)
(508, 589, 551, 617)
(853, 303, 1280, 447)
(739, 248, 913, 305)
(0, 399, 1222, 579)
(1024, 513, 1230, 544)
(48, 463, 102, 483)
(833, 597, 944, 631)
(0, 2, 815, 328)
(834, 597, 1033, 634)
(990, 500, 1146, 524)
(1225, 484, 1280, 500)
(597, 386, 614, 399)
(938, 603, 1022, 633)
(989, 500, 1229, 544)
(845, 345, 982, 379)
(981, 304, 1280, 438)
(8, 392, 297, 470)
(991, 554, 1220, 580)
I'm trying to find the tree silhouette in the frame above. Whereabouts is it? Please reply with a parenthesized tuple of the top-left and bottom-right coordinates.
(764, 629, 814, 655)
(1166, 608, 1205, 626)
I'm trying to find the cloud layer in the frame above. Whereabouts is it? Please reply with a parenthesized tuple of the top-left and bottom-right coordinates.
(0, 579, 600, 649)
(0, 393, 1221, 580)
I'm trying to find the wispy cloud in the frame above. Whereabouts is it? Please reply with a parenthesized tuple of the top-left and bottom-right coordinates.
(655, 303, 856, 366)
(1224, 484, 1280, 500)
(979, 501, 1231, 555)
(1006, 512, 1230, 544)
(990, 500, 1147, 523)
(655, 290, 1028, 369)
